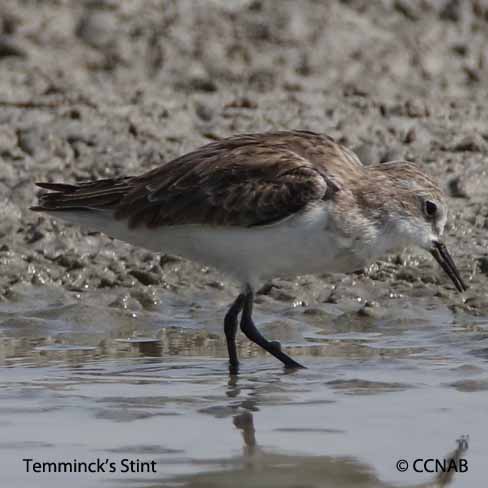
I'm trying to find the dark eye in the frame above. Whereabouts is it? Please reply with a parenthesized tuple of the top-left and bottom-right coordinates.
(424, 200, 437, 218)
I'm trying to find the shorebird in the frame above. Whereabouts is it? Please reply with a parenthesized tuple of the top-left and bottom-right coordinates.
(32, 130, 467, 372)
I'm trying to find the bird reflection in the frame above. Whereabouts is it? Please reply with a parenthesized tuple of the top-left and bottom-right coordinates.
(233, 411, 257, 457)
(226, 373, 240, 398)
(231, 408, 469, 488)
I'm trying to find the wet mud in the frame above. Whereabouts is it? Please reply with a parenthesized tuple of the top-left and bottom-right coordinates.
(1, 1, 488, 487)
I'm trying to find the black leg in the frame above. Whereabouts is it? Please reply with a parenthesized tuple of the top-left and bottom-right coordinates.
(240, 288, 305, 370)
(224, 293, 246, 374)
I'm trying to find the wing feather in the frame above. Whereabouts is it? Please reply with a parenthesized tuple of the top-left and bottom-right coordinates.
(33, 131, 361, 228)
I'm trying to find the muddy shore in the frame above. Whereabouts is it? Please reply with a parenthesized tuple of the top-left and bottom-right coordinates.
(2, 2, 488, 487)
(1, 0, 488, 323)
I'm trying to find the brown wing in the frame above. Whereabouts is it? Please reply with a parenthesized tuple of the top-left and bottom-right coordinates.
(33, 131, 359, 229)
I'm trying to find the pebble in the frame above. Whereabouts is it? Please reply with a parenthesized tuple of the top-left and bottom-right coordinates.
(357, 301, 387, 319)
(129, 269, 161, 286)
(130, 287, 161, 309)
(0, 37, 26, 58)
(478, 256, 488, 275)
(465, 294, 488, 312)
(194, 101, 214, 122)
(188, 76, 218, 93)
(450, 134, 485, 153)
(109, 293, 143, 311)
(75, 10, 117, 50)
(448, 176, 469, 198)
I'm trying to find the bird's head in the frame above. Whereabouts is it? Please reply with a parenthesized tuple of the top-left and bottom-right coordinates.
(366, 161, 467, 292)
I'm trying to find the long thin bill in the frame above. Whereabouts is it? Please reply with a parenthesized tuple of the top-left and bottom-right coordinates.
(430, 241, 468, 292)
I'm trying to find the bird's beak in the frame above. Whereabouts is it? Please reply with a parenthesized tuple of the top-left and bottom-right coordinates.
(430, 241, 467, 292)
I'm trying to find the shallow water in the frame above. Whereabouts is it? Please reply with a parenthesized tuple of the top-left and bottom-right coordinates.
(1, 284, 487, 488)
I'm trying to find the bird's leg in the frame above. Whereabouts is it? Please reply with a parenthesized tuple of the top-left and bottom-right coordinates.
(224, 293, 246, 374)
(240, 287, 305, 370)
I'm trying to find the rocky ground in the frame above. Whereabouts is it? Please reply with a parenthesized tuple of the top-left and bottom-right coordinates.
(1, 0, 488, 317)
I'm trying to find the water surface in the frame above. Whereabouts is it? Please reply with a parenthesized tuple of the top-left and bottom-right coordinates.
(1, 284, 487, 487)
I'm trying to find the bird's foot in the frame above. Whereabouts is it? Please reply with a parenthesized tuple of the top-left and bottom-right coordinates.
(269, 340, 282, 352)
(228, 361, 239, 375)
(283, 358, 307, 370)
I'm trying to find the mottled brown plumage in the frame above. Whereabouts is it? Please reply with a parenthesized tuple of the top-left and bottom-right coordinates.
(33, 130, 361, 228)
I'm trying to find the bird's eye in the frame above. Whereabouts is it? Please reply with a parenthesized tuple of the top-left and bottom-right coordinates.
(424, 200, 437, 218)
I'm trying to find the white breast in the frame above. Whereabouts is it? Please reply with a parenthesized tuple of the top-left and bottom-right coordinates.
(47, 204, 364, 288)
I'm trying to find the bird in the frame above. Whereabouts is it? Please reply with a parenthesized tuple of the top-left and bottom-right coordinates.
(31, 130, 467, 372)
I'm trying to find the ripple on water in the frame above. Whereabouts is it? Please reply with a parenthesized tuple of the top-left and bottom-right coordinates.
(0, 287, 487, 487)
(325, 378, 413, 395)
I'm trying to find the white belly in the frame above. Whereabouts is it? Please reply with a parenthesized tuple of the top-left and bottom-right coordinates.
(48, 204, 363, 288)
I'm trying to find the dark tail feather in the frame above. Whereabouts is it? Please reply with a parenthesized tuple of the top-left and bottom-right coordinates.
(35, 182, 80, 192)
(32, 177, 134, 212)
